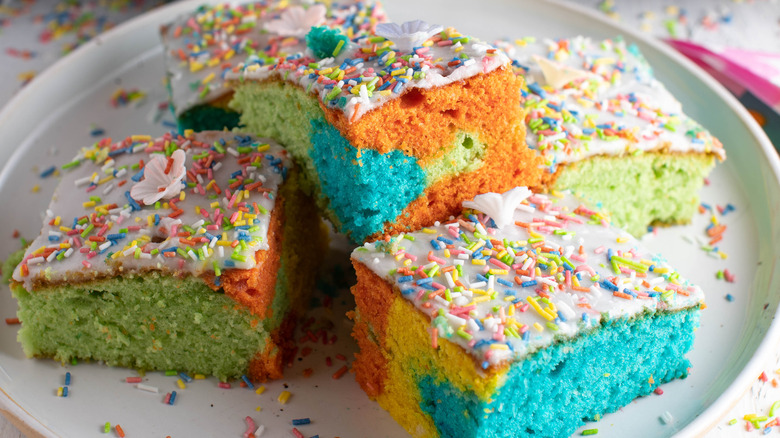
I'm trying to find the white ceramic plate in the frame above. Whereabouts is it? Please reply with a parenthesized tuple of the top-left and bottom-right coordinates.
(0, 1, 778, 437)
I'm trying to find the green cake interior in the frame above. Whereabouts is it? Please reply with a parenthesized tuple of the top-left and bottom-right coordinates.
(230, 81, 489, 242)
(7, 172, 327, 381)
(231, 81, 326, 199)
(10, 273, 272, 380)
(552, 153, 715, 236)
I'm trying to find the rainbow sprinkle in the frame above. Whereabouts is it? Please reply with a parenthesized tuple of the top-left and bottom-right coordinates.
(110, 88, 146, 107)
(13, 131, 291, 288)
(495, 36, 724, 171)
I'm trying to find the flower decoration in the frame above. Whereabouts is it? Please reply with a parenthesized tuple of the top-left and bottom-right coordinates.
(130, 149, 187, 205)
(462, 186, 533, 229)
(375, 20, 443, 53)
(532, 54, 591, 89)
(265, 4, 326, 38)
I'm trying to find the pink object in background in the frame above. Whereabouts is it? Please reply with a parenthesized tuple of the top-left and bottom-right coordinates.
(665, 39, 780, 113)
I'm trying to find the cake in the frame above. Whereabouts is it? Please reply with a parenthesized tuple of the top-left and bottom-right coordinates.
(220, 8, 541, 242)
(160, 0, 388, 132)
(9, 130, 327, 381)
(350, 187, 704, 438)
(498, 36, 725, 236)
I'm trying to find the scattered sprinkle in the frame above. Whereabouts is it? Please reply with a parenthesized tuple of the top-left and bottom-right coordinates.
(332, 365, 348, 380)
(110, 88, 146, 108)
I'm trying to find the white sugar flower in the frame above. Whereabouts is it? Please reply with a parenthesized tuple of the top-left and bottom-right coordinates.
(130, 149, 187, 205)
(462, 187, 533, 229)
(532, 54, 592, 89)
(265, 4, 326, 38)
(375, 20, 443, 52)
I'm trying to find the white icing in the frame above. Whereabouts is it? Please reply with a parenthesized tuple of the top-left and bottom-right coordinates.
(13, 132, 291, 290)
(351, 190, 704, 367)
(160, 1, 387, 119)
(496, 36, 725, 167)
(228, 27, 509, 122)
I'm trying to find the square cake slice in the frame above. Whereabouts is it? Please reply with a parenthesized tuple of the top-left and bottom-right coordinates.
(10, 131, 327, 381)
(225, 12, 542, 242)
(350, 187, 704, 437)
(499, 36, 725, 236)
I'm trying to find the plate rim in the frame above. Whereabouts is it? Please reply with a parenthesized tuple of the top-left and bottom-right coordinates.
(544, 0, 780, 434)
(0, 0, 779, 436)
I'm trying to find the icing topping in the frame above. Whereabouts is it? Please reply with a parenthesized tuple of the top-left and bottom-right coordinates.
(227, 17, 509, 122)
(13, 131, 291, 290)
(351, 189, 704, 368)
(496, 36, 725, 169)
(161, 0, 510, 123)
(161, 1, 388, 118)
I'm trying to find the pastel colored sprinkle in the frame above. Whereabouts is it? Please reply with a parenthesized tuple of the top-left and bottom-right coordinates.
(241, 374, 254, 389)
(115, 424, 125, 437)
(110, 88, 146, 108)
(770, 401, 780, 417)
(243, 416, 256, 438)
(278, 390, 292, 404)
(292, 418, 311, 426)
(581, 429, 598, 436)
(136, 383, 158, 394)
(40, 166, 56, 178)
(332, 365, 348, 380)
(292, 428, 304, 438)
(104, 422, 111, 433)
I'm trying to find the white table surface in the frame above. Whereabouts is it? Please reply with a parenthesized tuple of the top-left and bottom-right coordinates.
(1, 0, 779, 437)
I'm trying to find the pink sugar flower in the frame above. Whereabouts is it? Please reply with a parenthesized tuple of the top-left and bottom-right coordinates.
(265, 4, 326, 38)
(130, 149, 186, 205)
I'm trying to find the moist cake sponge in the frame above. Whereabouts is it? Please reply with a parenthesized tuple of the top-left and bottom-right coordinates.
(225, 11, 541, 242)
(350, 188, 704, 437)
(10, 131, 327, 381)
